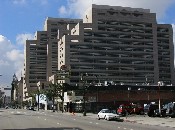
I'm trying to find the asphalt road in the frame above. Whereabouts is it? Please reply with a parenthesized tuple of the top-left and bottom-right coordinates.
(0, 109, 174, 130)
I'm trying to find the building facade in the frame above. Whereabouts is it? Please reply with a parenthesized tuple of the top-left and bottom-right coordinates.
(23, 4, 174, 101)
(58, 4, 174, 86)
(23, 18, 81, 98)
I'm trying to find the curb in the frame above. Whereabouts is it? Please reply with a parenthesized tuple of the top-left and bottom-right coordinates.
(124, 119, 137, 123)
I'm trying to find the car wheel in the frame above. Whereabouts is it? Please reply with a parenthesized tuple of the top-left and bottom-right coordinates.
(161, 112, 166, 117)
(148, 113, 151, 117)
(98, 115, 100, 120)
(104, 116, 109, 121)
(140, 110, 144, 115)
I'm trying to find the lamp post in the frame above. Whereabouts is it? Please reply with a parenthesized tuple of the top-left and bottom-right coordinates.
(145, 76, 150, 101)
(95, 75, 101, 112)
(37, 86, 40, 111)
(128, 87, 131, 102)
(81, 73, 88, 116)
(158, 81, 162, 114)
(3, 95, 6, 107)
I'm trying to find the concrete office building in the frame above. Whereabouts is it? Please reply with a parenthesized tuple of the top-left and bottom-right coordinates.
(23, 18, 81, 98)
(44, 18, 82, 80)
(23, 31, 48, 98)
(58, 4, 174, 86)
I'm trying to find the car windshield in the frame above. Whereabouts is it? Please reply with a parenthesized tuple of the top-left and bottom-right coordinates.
(104, 110, 116, 114)
(163, 104, 168, 109)
(144, 105, 150, 109)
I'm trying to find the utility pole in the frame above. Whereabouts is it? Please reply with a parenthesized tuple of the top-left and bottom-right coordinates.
(37, 86, 40, 111)
(81, 73, 88, 116)
(4, 95, 6, 107)
(95, 75, 100, 112)
(158, 81, 162, 114)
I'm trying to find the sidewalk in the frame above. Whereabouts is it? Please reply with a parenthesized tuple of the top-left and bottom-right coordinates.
(42, 110, 175, 128)
(64, 112, 175, 128)
(121, 115, 175, 128)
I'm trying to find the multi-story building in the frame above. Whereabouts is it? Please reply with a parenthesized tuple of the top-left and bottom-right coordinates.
(157, 24, 174, 85)
(24, 31, 48, 96)
(23, 17, 81, 98)
(58, 4, 174, 86)
(44, 18, 82, 80)
(23, 4, 174, 101)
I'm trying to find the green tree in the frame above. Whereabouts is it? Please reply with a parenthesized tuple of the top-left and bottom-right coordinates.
(22, 101, 29, 108)
(43, 83, 64, 112)
(28, 91, 37, 104)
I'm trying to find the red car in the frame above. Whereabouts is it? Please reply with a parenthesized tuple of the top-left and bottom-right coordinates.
(117, 103, 144, 116)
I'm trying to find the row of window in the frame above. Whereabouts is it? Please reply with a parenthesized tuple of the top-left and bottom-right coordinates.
(70, 53, 153, 60)
(97, 26, 153, 33)
(97, 20, 152, 28)
(85, 31, 153, 39)
(30, 61, 47, 64)
(30, 57, 47, 60)
(30, 66, 46, 70)
(70, 63, 154, 70)
(84, 38, 153, 44)
(70, 59, 154, 65)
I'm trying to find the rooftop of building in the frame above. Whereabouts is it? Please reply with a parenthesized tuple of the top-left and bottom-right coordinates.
(92, 4, 150, 13)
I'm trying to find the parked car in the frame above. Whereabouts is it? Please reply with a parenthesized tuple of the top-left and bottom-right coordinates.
(97, 109, 120, 121)
(27, 106, 34, 111)
(117, 103, 144, 116)
(144, 104, 159, 117)
(12, 106, 17, 109)
(161, 102, 175, 117)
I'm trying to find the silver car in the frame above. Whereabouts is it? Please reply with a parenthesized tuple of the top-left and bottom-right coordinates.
(97, 109, 120, 121)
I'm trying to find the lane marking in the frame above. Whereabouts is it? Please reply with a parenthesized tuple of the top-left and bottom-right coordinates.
(57, 123, 60, 125)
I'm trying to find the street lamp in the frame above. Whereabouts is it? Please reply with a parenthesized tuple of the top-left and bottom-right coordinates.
(95, 75, 101, 112)
(95, 75, 99, 102)
(81, 73, 88, 116)
(145, 76, 150, 101)
(128, 87, 131, 102)
(158, 81, 162, 114)
(37, 86, 40, 111)
(3, 95, 6, 107)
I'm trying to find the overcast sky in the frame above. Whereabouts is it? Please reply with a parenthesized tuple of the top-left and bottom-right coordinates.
(0, 0, 175, 94)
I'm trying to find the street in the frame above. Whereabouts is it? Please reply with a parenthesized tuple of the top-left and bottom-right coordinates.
(0, 109, 175, 130)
